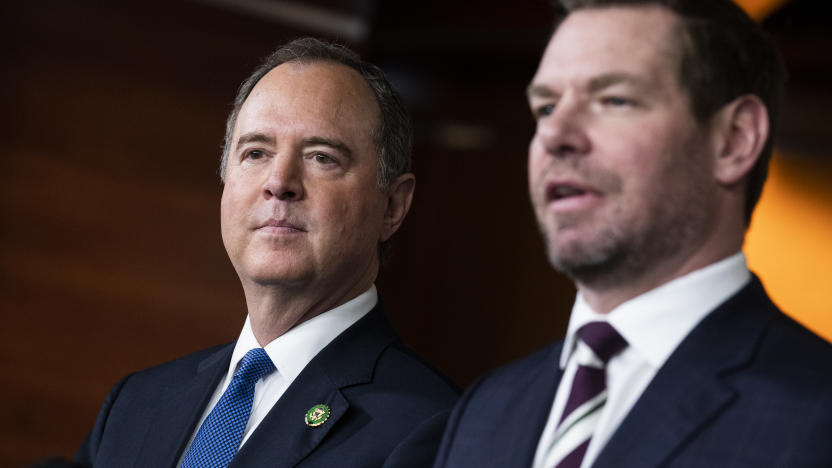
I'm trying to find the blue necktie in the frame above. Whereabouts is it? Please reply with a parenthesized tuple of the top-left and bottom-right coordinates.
(181, 348, 276, 468)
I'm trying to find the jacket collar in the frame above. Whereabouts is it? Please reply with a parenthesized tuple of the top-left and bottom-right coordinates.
(232, 302, 398, 467)
(592, 276, 778, 467)
(132, 302, 397, 468)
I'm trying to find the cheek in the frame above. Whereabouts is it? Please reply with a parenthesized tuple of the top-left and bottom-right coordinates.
(615, 140, 696, 216)
(222, 176, 257, 212)
(219, 194, 237, 251)
(528, 137, 543, 175)
(332, 203, 354, 238)
(527, 140, 547, 200)
(220, 183, 250, 241)
(220, 190, 237, 225)
(324, 192, 385, 245)
(316, 195, 363, 239)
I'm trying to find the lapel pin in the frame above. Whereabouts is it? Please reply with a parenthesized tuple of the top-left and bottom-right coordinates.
(305, 404, 331, 427)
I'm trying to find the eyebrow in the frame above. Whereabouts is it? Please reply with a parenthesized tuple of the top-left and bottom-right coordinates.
(526, 72, 651, 100)
(235, 132, 275, 149)
(526, 83, 557, 100)
(302, 136, 352, 157)
(234, 133, 353, 157)
(587, 73, 650, 93)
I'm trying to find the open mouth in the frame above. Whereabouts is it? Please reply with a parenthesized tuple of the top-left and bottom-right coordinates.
(549, 185, 587, 200)
(543, 181, 600, 212)
(546, 183, 591, 202)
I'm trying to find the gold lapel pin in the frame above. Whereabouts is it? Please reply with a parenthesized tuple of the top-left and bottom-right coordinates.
(305, 404, 331, 427)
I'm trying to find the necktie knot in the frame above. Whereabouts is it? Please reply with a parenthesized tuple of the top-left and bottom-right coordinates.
(235, 348, 276, 384)
(548, 323, 627, 468)
(180, 348, 275, 468)
(577, 322, 627, 363)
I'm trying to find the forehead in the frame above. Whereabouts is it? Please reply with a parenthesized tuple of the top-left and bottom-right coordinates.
(534, 5, 681, 89)
(234, 61, 380, 143)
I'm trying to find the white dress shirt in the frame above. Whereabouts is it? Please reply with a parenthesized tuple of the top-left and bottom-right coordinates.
(177, 285, 377, 464)
(533, 253, 751, 468)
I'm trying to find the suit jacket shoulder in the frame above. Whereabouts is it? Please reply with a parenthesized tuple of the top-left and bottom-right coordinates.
(594, 276, 832, 468)
(434, 341, 564, 468)
(78, 304, 459, 468)
(435, 277, 832, 468)
(77, 341, 235, 467)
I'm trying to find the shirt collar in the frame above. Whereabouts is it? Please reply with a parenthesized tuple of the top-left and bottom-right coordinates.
(229, 285, 378, 381)
(559, 252, 751, 369)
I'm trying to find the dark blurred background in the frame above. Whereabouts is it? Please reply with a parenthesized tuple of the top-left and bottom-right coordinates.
(2, 0, 830, 465)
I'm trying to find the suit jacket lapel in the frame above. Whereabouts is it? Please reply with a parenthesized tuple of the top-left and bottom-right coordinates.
(506, 343, 565, 467)
(230, 303, 398, 467)
(231, 363, 351, 468)
(463, 342, 563, 467)
(592, 277, 777, 468)
(136, 343, 233, 468)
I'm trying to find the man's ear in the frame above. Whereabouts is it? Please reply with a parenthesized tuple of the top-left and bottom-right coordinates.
(712, 94, 770, 186)
(380, 173, 415, 242)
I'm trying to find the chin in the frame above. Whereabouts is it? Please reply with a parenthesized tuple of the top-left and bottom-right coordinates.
(238, 255, 314, 286)
(246, 270, 313, 287)
(548, 235, 613, 272)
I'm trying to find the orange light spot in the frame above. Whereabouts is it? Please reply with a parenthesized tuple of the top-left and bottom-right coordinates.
(746, 153, 832, 343)
(733, 0, 790, 20)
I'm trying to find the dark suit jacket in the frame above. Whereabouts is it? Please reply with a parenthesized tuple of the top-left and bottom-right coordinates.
(77, 304, 459, 467)
(434, 277, 832, 468)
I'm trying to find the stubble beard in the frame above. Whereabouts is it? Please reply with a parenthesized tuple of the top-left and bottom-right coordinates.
(539, 152, 712, 292)
(541, 208, 633, 289)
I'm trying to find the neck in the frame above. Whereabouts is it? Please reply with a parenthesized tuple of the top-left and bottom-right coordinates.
(577, 250, 735, 314)
(577, 212, 746, 314)
(240, 265, 377, 346)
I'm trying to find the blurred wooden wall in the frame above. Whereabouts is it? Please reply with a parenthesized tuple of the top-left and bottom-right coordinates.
(3, 0, 830, 466)
(1, 1, 569, 465)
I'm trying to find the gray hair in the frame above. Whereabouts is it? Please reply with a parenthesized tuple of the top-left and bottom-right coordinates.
(219, 37, 413, 190)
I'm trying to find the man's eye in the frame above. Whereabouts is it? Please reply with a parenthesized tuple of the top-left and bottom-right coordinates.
(313, 153, 335, 164)
(601, 96, 633, 107)
(535, 104, 555, 118)
(245, 150, 265, 160)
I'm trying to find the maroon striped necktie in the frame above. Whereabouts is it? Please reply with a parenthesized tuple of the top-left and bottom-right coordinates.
(552, 322, 627, 468)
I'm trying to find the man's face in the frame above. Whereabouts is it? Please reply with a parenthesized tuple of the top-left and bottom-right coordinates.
(221, 62, 388, 294)
(527, 6, 717, 285)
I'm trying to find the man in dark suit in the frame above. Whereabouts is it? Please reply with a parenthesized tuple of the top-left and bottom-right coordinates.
(77, 37, 458, 467)
(435, 1, 832, 467)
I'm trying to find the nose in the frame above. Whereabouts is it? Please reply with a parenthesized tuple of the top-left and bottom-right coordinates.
(262, 155, 304, 201)
(535, 99, 590, 158)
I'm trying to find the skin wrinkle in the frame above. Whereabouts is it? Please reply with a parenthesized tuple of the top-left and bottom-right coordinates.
(221, 61, 414, 345)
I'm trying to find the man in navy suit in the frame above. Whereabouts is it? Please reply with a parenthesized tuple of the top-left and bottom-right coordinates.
(77, 37, 458, 467)
(435, 1, 832, 467)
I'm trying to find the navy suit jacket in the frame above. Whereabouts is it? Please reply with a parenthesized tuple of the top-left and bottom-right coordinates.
(434, 277, 832, 468)
(78, 304, 459, 467)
